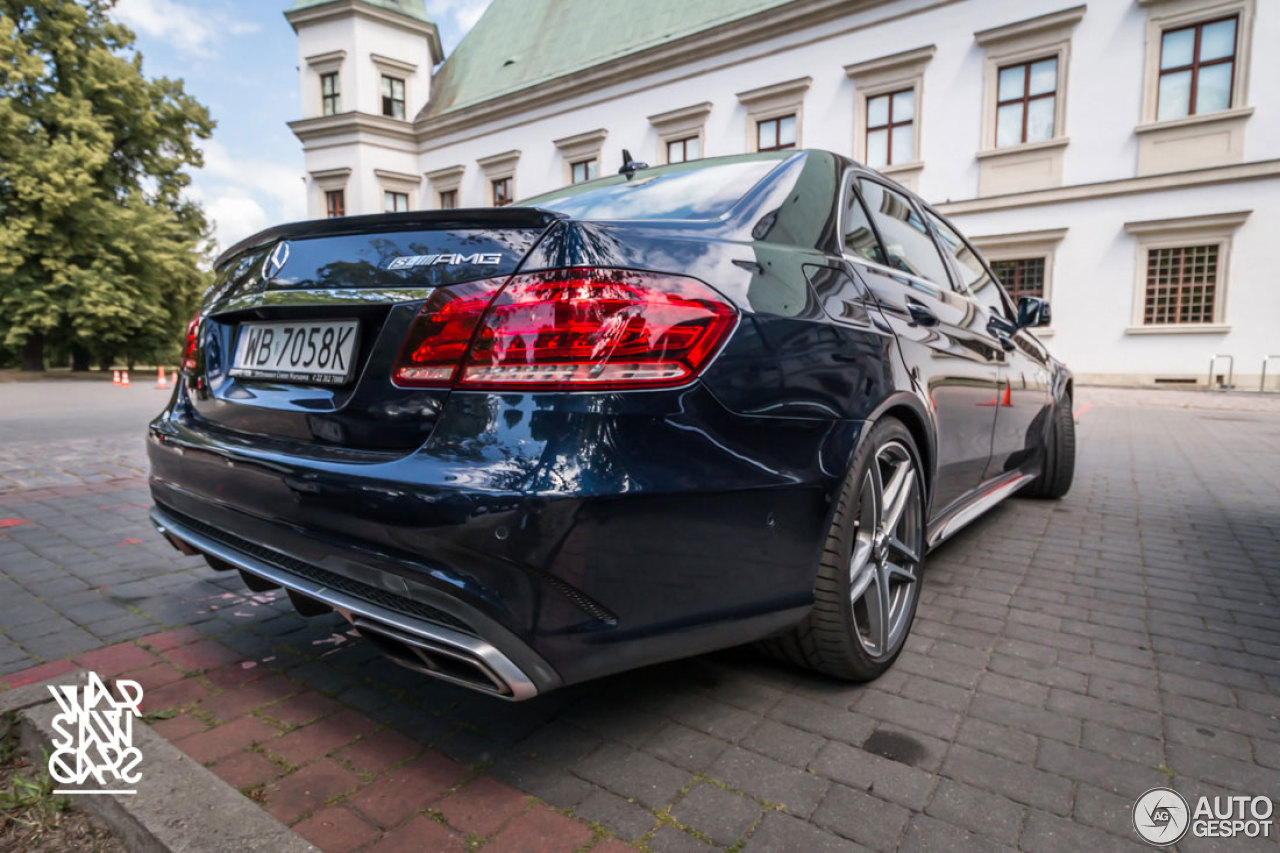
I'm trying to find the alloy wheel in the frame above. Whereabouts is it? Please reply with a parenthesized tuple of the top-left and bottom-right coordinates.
(849, 439, 923, 659)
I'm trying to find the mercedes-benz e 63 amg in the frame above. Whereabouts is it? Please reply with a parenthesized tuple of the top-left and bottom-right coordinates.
(148, 150, 1075, 700)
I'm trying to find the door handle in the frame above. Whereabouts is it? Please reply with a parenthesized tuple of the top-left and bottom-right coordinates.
(906, 300, 938, 327)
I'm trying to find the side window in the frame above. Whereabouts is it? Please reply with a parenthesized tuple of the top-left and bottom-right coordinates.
(857, 179, 950, 285)
(842, 179, 887, 265)
(927, 212, 1011, 319)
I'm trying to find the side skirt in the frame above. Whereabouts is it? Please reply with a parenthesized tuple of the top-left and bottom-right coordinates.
(926, 471, 1036, 550)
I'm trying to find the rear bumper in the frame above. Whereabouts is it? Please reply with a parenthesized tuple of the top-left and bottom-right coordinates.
(148, 384, 862, 696)
(150, 503, 552, 699)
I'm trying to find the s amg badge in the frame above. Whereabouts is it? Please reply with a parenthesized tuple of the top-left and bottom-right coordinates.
(261, 241, 291, 280)
(386, 252, 503, 270)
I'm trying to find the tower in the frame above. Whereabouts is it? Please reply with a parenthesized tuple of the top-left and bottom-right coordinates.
(286, 0, 444, 218)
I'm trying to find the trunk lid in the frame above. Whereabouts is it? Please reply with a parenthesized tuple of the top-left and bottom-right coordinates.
(187, 209, 559, 454)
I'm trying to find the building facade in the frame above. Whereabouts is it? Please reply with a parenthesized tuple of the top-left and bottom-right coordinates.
(286, 0, 1279, 386)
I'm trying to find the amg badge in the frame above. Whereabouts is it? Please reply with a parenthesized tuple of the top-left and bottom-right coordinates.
(387, 252, 503, 270)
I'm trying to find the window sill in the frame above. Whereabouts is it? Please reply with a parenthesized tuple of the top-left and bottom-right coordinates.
(1125, 324, 1231, 335)
(1134, 106, 1254, 135)
(976, 136, 1070, 160)
(878, 160, 924, 176)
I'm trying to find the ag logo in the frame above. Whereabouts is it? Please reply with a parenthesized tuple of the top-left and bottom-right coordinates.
(261, 241, 291, 281)
(1134, 787, 1190, 846)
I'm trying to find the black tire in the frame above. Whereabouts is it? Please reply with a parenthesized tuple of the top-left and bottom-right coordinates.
(759, 417, 926, 682)
(1023, 397, 1076, 499)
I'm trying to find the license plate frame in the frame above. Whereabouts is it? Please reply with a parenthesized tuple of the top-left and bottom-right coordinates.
(229, 320, 360, 386)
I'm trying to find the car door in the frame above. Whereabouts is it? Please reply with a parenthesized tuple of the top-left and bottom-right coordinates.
(924, 209, 1051, 482)
(841, 174, 1003, 515)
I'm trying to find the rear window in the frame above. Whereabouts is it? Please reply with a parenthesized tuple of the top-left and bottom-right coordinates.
(519, 156, 788, 221)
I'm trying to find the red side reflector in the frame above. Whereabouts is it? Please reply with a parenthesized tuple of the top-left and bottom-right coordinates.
(181, 312, 202, 372)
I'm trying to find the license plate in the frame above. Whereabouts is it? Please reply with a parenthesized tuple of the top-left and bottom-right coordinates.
(230, 320, 359, 385)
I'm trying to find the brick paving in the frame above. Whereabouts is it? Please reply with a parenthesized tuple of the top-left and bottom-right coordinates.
(1, 384, 1278, 851)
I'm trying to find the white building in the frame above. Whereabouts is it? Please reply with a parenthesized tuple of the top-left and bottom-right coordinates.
(285, 0, 1279, 387)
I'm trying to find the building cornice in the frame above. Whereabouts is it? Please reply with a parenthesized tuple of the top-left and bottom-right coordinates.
(844, 44, 936, 79)
(285, 0, 443, 65)
(1123, 210, 1251, 236)
(968, 227, 1069, 251)
(370, 53, 418, 74)
(414, 0, 961, 141)
(936, 159, 1280, 215)
(476, 149, 521, 170)
(424, 164, 465, 181)
(552, 128, 608, 152)
(373, 168, 421, 185)
(648, 102, 713, 128)
(309, 166, 352, 180)
(736, 76, 812, 107)
(289, 111, 417, 144)
(974, 4, 1087, 47)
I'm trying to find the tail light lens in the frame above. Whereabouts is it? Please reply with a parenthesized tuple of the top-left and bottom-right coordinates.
(392, 268, 736, 391)
(181, 312, 202, 372)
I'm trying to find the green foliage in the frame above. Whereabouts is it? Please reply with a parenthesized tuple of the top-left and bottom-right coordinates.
(0, 0, 215, 369)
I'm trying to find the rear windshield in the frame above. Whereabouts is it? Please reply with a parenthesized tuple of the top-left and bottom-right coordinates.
(519, 155, 789, 221)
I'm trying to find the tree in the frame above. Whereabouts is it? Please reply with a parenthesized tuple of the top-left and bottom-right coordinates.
(0, 0, 213, 371)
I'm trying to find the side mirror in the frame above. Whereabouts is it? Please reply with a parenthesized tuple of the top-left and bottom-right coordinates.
(1017, 296, 1051, 329)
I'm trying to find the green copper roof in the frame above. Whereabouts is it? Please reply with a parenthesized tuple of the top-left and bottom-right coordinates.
(422, 0, 791, 119)
(287, 0, 431, 24)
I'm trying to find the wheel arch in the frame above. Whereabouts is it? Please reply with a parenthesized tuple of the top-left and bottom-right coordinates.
(863, 392, 936, 504)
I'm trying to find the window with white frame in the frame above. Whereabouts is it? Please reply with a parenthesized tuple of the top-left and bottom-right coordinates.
(304, 49, 345, 119)
(1135, 0, 1256, 175)
(969, 228, 1067, 331)
(553, 129, 606, 187)
(845, 45, 934, 188)
(649, 102, 711, 165)
(321, 72, 340, 116)
(737, 77, 811, 153)
(973, 6, 1084, 196)
(477, 149, 520, 209)
(1123, 211, 1249, 333)
(425, 164, 464, 211)
(384, 191, 408, 213)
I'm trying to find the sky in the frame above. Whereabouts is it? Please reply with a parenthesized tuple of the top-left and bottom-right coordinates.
(110, 0, 492, 254)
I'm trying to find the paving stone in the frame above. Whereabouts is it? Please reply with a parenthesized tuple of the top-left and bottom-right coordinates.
(573, 743, 691, 809)
(489, 804, 595, 853)
(924, 778, 1026, 845)
(900, 813, 1017, 853)
(292, 806, 380, 853)
(740, 718, 826, 768)
(572, 788, 656, 842)
(812, 784, 910, 850)
(810, 741, 935, 811)
(706, 745, 830, 818)
(263, 758, 362, 825)
(669, 782, 761, 847)
(741, 811, 865, 853)
(436, 776, 529, 838)
(642, 722, 730, 773)
(647, 824, 714, 852)
(367, 814, 465, 853)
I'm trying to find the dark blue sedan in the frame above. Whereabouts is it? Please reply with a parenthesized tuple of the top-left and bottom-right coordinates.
(148, 150, 1074, 700)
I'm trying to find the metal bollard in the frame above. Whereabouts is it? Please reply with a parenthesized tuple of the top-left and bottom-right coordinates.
(1206, 354, 1234, 391)
(1263, 355, 1280, 393)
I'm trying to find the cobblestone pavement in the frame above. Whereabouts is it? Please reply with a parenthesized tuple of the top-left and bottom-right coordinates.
(1, 383, 1278, 851)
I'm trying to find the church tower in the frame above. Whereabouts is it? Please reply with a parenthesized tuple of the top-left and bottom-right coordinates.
(286, 0, 443, 218)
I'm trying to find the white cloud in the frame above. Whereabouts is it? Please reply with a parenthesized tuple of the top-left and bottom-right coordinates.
(433, 0, 492, 50)
(113, 0, 260, 56)
(190, 140, 307, 252)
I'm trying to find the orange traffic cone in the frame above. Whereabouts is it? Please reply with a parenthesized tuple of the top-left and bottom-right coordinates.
(156, 367, 169, 390)
(1001, 385, 1012, 406)
(112, 370, 121, 386)
(121, 370, 130, 387)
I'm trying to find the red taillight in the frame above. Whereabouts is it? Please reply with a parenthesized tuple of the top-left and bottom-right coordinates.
(392, 269, 736, 391)
(181, 312, 201, 372)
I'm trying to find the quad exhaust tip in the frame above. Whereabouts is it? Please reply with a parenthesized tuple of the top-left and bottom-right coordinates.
(151, 507, 541, 700)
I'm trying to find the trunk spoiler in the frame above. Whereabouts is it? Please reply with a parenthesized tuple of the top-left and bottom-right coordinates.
(215, 207, 565, 268)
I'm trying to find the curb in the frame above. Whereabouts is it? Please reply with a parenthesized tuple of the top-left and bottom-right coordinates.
(0, 670, 315, 853)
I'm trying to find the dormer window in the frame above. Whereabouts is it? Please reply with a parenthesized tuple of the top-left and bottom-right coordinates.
(381, 75, 405, 119)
